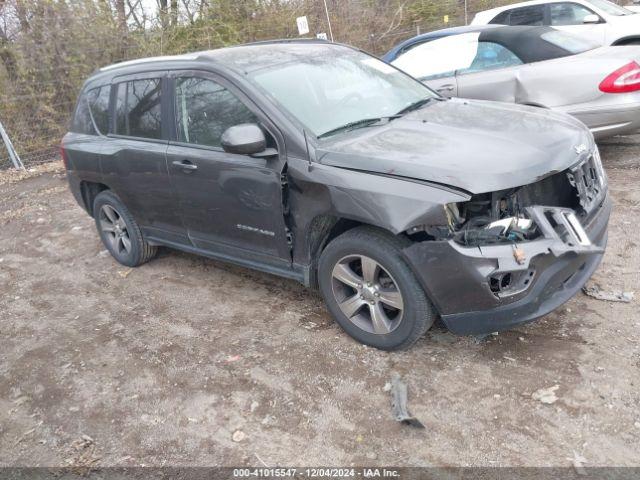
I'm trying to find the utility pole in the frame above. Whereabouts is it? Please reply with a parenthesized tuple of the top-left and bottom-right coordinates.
(465, 0, 469, 25)
(323, 0, 334, 42)
(0, 119, 24, 170)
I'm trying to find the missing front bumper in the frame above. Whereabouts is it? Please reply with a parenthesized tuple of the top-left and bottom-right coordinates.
(402, 194, 611, 335)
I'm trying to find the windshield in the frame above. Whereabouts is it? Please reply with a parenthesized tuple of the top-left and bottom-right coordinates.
(248, 48, 437, 137)
(587, 0, 634, 15)
(540, 30, 599, 53)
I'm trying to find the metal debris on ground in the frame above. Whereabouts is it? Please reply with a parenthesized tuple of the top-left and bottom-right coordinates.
(531, 385, 560, 405)
(117, 268, 133, 278)
(570, 451, 588, 476)
(582, 285, 634, 303)
(66, 434, 100, 474)
(389, 373, 425, 429)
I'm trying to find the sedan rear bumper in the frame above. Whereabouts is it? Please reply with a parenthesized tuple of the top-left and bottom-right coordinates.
(567, 102, 640, 139)
(402, 193, 611, 335)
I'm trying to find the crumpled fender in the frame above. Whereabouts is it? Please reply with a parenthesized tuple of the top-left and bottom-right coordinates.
(289, 159, 470, 235)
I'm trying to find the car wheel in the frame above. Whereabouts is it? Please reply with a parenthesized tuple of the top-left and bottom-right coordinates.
(93, 190, 157, 267)
(318, 226, 436, 351)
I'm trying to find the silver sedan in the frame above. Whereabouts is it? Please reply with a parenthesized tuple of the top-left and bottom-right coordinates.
(384, 25, 640, 139)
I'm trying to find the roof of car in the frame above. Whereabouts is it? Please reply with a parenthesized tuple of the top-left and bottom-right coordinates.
(474, 0, 563, 19)
(382, 25, 500, 61)
(384, 25, 576, 64)
(90, 39, 347, 84)
(471, 0, 605, 23)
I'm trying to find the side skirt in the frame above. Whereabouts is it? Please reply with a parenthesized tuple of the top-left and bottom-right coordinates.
(146, 236, 311, 286)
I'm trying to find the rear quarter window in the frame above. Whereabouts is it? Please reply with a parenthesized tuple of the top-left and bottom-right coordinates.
(71, 86, 111, 135)
(508, 5, 546, 25)
(489, 10, 511, 24)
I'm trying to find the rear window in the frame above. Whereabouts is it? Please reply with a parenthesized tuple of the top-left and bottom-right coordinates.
(540, 30, 599, 53)
(71, 85, 111, 135)
(115, 78, 163, 140)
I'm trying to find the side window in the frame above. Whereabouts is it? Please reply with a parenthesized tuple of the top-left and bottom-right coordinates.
(508, 5, 545, 25)
(72, 89, 98, 135)
(115, 78, 162, 139)
(550, 3, 597, 25)
(489, 10, 511, 24)
(89, 86, 111, 135)
(459, 42, 524, 75)
(175, 77, 258, 148)
(391, 33, 481, 81)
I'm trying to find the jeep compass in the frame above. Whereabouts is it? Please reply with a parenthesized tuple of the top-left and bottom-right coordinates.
(62, 40, 610, 350)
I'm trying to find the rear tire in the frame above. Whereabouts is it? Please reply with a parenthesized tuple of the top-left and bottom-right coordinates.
(318, 226, 436, 351)
(93, 190, 157, 267)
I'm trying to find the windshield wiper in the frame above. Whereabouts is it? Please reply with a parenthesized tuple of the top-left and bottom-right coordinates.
(318, 116, 399, 139)
(395, 97, 439, 116)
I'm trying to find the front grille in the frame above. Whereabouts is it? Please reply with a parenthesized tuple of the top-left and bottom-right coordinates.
(566, 154, 604, 214)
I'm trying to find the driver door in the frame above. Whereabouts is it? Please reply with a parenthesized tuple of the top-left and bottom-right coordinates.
(456, 41, 526, 102)
(548, 2, 607, 45)
(390, 33, 491, 98)
(166, 71, 291, 268)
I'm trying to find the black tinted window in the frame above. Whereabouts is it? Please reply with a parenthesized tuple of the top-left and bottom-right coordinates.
(509, 5, 545, 25)
(175, 77, 258, 148)
(489, 11, 511, 24)
(89, 86, 111, 134)
(115, 79, 162, 139)
(72, 89, 97, 135)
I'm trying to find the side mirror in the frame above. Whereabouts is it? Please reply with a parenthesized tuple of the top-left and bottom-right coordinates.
(221, 123, 277, 157)
(583, 14, 601, 24)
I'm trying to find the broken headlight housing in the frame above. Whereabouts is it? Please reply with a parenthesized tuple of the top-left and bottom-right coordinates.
(446, 192, 540, 248)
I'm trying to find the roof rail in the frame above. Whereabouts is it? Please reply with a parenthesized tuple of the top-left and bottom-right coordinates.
(240, 38, 329, 47)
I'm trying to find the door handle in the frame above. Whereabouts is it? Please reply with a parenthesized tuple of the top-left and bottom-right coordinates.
(437, 85, 455, 93)
(172, 160, 198, 172)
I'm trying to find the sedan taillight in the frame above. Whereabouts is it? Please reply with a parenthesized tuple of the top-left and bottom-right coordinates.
(599, 61, 640, 94)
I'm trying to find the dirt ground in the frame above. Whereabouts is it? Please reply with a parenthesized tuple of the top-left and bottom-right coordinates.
(1, 135, 639, 469)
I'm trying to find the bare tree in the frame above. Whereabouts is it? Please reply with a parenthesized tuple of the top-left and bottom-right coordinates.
(171, 0, 178, 26)
(0, 0, 18, 80)
(158, 0, 169, 29)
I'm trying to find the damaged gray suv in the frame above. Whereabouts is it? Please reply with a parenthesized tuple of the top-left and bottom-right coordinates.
(62, 40, 610, 350)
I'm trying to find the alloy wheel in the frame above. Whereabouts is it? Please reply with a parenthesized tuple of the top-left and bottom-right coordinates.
(99, 204, 132, 256)
(331, 254, 404, 335)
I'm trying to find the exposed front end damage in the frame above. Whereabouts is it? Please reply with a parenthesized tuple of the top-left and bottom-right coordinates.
(402, 150, 611, 335)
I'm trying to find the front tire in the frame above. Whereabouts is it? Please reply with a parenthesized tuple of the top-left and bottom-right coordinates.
(93, 190, 157, 267)
(318, 227, 436, 351)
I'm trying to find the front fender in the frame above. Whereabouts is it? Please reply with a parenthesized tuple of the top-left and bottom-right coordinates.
(291, 160, 469, 235)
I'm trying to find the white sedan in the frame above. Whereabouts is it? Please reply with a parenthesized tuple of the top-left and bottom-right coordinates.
(472, 0, 640, 46)
(384, 26, 640, 139)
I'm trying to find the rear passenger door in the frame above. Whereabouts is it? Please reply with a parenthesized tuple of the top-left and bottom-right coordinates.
(101, 72, 188, 245)
(391, 34, 487, 96)
(165, 71, 291, 269)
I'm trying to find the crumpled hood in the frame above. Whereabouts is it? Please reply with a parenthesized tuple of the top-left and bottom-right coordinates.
(316, 98, 593, 194)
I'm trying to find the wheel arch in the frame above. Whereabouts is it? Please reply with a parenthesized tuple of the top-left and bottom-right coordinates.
(612, 36, 640, 46)
(80, 180, 110, 216)
(305, 215, 405, 288)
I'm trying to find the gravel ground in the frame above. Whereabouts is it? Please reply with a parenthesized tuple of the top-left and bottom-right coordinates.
(0, 135, 639, 468)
